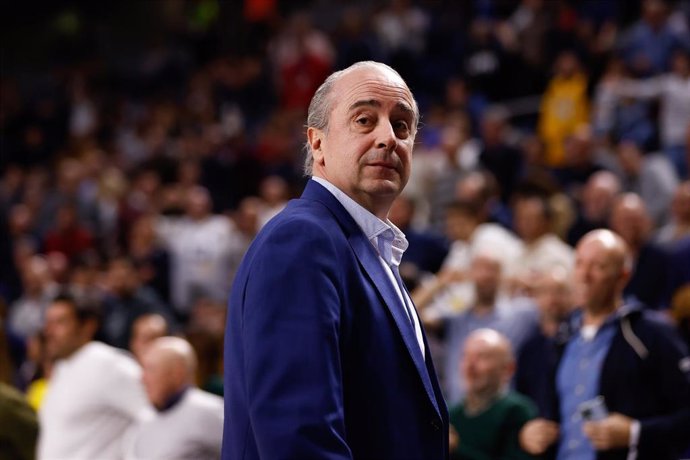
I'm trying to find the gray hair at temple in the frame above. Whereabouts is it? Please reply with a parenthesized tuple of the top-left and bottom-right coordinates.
(302, 61, 420, 176)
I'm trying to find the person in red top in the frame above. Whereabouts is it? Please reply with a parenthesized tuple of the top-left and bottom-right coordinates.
(43, 202, 94, 263)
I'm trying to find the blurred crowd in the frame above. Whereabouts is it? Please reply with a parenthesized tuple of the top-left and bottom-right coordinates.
(1, 0, 690, 458)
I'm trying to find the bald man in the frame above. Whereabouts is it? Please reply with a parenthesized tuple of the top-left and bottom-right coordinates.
(123, 337, 223, 460)
(449, 329, 536, 460)
(610, 193, 670, 309)
(520, 229, 690, 460)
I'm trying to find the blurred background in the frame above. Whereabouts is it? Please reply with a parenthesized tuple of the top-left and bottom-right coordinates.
(1, 0, 690, 455)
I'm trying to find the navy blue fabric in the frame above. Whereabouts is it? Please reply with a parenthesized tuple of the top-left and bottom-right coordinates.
(222, 180, 449, 460)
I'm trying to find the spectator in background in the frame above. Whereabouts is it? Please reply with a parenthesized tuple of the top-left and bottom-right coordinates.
(567, 171, 622, 246)
(463, 17, 511, 102)
(423, 112, 479, 233)
(156, 186, 234, 320)
(455, 170, 513, 231)
(388, 194, 449, 288)
(520, 229, 690, 460)
(656, 180, 690, 243)
(499, 0, 552, 97)
(38, 293, 153, 459)
(333, 6, 383, 70)
(449, 329, 537, 460)
(412, 200, 522, 322)
(185, 298, 225, 396)
(118, 168, 163, 242)
(93, 166, 128, 257)
(123, 337, 223, 460)
(129, 313, 168, 364)
(617, 0, 690, 77)
(227, 196, 262, 284)
(269, 11, 334, 111)
(99, 257, 172, 351)
(538, 51, 590, 168)
(552, 124, 606, 203)
(0, 381, 38, 460)
(256, 175, 290, 229)
(374, 0, 430, 83)
(613, 49, 690, 178)
(509, 193, 574, 295)
(610, 193, 671, 309)
(439, 251, 537, 405)
(514, 269, 573, 418)
(128, 215, 170, 305)
(33, 158, 98, 238)
(42, 201, 95, 264)
(7, 256, 59, 340)
(478, 105, 525, 204)
(615, 140, 679, 226)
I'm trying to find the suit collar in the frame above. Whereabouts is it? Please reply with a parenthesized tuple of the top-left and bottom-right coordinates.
(301, 180, 442, 417)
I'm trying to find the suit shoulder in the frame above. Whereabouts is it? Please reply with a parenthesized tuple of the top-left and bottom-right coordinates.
(251, 199, 344, 249)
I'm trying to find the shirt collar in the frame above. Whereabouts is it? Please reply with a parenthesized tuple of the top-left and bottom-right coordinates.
(311, 177, 408, 266)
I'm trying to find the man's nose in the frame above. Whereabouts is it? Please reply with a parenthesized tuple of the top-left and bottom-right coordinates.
(375, 120, 397, 152)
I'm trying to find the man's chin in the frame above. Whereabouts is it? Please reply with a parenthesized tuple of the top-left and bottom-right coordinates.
(365, 179, 403, 197)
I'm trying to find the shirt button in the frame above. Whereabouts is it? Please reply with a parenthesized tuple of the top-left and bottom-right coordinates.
(580, 359, 589, 369)
(575, 384, 585, 395)
(430, 419, 441, 431)
(569, 439, 580, 449)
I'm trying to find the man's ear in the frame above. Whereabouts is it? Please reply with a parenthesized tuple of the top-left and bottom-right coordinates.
(307, 127, 325, 166)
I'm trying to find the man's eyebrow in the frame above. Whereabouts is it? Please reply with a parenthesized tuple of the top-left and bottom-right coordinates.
(347, 99, 415, 118)
(347, 99, 381, 112)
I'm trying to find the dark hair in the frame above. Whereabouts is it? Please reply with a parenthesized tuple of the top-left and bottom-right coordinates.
(515, 193, 553, 222)
(52, 291, 102, 325)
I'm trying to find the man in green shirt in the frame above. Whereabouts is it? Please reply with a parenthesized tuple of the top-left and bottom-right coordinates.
(449, 328, 536, 460)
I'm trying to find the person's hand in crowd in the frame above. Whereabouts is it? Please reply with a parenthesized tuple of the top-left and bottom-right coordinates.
(519, 418, 559, 455)
(449, 425, 459, 452)
(582, 413, 633, 451)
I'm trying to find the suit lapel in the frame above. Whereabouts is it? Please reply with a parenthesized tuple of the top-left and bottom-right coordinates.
(302, 180, 442, 418)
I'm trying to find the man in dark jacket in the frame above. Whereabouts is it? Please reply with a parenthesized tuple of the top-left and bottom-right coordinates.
(519, 229, 690, 460)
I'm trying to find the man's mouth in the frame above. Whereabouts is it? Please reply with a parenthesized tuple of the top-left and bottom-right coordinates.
(367, 162, 397, 170)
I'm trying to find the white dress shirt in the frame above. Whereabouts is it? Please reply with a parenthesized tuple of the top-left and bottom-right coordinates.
(313, 177, 425, 358)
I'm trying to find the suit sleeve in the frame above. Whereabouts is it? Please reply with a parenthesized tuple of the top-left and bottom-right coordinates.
(240, 218, 352, 459)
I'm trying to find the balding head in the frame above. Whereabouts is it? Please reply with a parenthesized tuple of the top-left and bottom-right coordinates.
(610, 193, 651, 250)
(582, 171, 621, 221)
(462, 329, 514, 399)
(574, 229, 631, 315)
(141, 336, 198, 409)
(303, 61, 419, 176)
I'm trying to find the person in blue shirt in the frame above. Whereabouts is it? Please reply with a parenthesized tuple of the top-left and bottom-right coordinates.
(520, 229, 690, 460)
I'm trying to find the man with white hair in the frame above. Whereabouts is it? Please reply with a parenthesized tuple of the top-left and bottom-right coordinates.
(123, 336, 223, 460)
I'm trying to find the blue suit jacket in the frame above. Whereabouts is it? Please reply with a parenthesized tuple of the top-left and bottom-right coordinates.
(222, 180, 449, 460)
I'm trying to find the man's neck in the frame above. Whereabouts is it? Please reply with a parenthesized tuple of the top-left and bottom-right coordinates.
(464, 386, 502, 416)
(312, 175, 393, 220)
(540, 317, 561, 338)
(583, 300, 620, 327)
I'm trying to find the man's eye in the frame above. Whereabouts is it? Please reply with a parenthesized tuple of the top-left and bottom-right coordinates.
(394, 121, 409, 131)
(356, 117, 370, 125)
